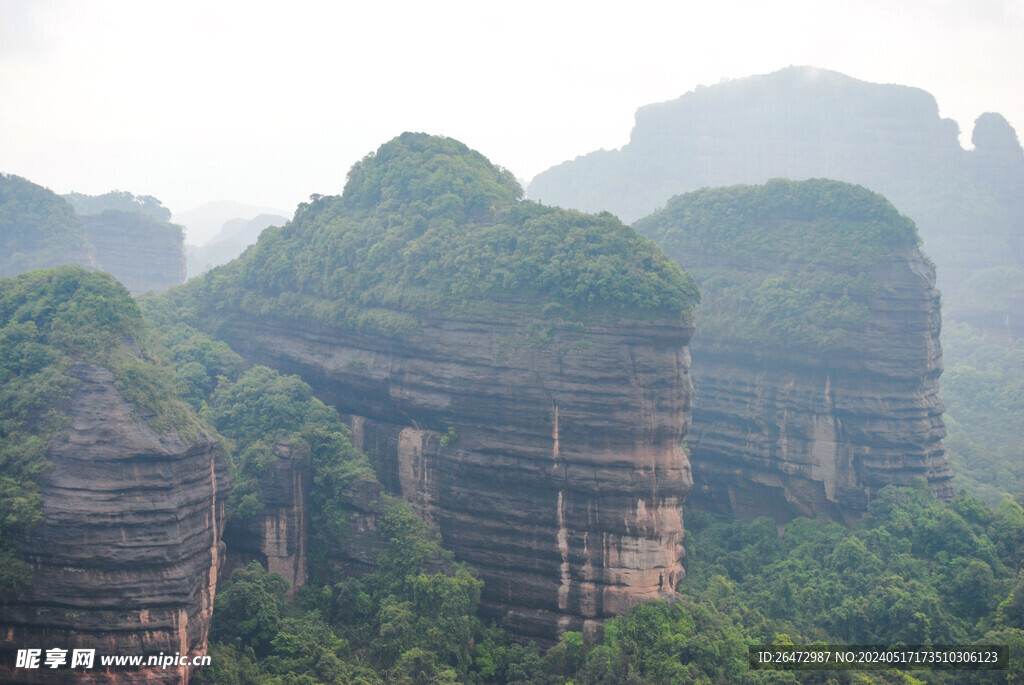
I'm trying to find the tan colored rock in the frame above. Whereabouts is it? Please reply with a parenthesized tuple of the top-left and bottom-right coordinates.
(215, 312, 694, 643)
(0, 363, 228, 684)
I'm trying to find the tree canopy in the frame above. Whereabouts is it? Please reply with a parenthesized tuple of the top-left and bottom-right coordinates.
(634, 178, 924, 349)
(0, 174, 94, 277)
(173, 133, 697, 335)
(63, 189, 172, 222)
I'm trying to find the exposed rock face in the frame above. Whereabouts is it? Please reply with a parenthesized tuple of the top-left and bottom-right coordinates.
(221, 441, 310, 592)
(0, 363, 228, 684)
(80, 210, 186, 294)
(217, 439, 389, 591)
(528, 67, 1024, 318)
(635, 180, 953, 523)
(212, 312, 694, 643)
(685, 249, 951, 524)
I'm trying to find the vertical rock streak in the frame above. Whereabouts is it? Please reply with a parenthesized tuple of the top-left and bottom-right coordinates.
(686, 247, 952, 523)
(215, 313, 694, 642)
(0, 363, 228, 684)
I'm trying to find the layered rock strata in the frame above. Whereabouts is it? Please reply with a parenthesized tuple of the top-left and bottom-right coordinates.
(80, 211, 186, 294)
(635, 180, 953, 524)
(213, 312, 694, 643)
(219, 439, 389, 590)
(221, 440, 310, 591)
(0, 363, 228, 685)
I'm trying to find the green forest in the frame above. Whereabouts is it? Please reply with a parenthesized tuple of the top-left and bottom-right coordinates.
(167, 133, 697, 337)
(1, 135, 1022, 683)
(141, 313, 1024, 684)
(634, 179, 920, 349)
(63, 190, 172, 222)
(0, 174, 94, 278)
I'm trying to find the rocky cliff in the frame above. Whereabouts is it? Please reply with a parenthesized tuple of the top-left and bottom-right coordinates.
(635, 180, 953, 523)
(221, 440, 310, 591)
(0, 268, 227, 684)
(218, 437, 389, 592)
(179, 133, 699, 642)
(79, 210, 187, 294)
(528, 67, 1024, 323)
(0, 180, 187, 294)
(213, 312, 693, 641)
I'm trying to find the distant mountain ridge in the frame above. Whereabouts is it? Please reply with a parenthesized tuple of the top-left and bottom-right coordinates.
(174, 200, 291, 246)
(0, 173, 96, 276)
(185, 213, 288, 279)
(0, 179, 188, 294)
(528, 66, 1024, 333)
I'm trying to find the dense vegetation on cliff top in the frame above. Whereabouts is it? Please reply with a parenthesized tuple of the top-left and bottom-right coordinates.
(171, 133, 697, 335)
(80, 209, 185, 245)
(634, 178, 921, 348)
(0, 174, 94, 277)
(0, 266, 197, 591)
(63, 189, 172, 221)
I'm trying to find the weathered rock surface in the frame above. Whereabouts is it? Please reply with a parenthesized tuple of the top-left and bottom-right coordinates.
(221, 440, 310, 591)
(0, 363, 228, 684)
(80, 210, 187, 294)
(212, 312, 694, 643)
(218, 437, 389, 591)
(635, 180, 953, 523)
(176, 133, 698, 643)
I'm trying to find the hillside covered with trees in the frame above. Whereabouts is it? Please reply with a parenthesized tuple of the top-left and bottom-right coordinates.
(0, 174, 95, 278)
(166, 132, 697, 337)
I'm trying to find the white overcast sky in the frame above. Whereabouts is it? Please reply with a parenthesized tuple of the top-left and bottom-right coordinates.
(2, 0, 1022, 243)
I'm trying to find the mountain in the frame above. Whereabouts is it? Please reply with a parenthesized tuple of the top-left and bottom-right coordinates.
(0, 174, 96, 277)
(1, 178, 187, 294)
(78, 210, 187, 294)
(184, 214, 288, 279)
(528, 66, 1024, 333)
(173, 201, 291, 246)
(166, 132, 700, 642)
(63, 190, 172, 222)
(634, 179, 953, 522)
(0, 267, 227, 684)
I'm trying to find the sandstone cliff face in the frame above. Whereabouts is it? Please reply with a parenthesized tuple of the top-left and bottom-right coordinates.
(219, 439, 389, 591)
(221, 441, 310, 591)
(686, 246, 951, 524)
(635, 180, 953, 523)
(80, 211, 186, 294)
(0, 363, 228, 684)
(213, 312, 694, 643)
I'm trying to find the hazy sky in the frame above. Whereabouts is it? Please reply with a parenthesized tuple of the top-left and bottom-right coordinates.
(2, 0, 1022, 243)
